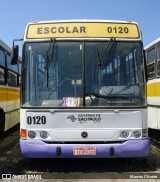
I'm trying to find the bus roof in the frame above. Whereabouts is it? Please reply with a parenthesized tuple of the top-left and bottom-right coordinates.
(144, 37, 160, 50)
(0, 39, 11, 53)
(24, 20, 141, 40)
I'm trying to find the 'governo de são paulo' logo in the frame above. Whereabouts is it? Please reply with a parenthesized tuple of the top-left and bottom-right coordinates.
(66, 115, 77, 122)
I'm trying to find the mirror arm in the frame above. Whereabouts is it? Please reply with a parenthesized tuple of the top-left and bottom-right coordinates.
(13, 38, 23, 47)
(11, 38, 23, 65)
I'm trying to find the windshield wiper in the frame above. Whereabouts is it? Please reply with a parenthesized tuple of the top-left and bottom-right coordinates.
(85, 92, 130, 100)
(96, 37, 116, 84)
(45, 38, 55, 88)
(98, 37, 116, 67)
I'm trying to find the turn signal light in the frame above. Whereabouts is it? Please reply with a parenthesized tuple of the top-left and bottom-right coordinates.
(21, 129, 27, 138)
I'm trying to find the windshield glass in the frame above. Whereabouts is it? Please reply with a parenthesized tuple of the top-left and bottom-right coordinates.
(22, 41, 145, 107)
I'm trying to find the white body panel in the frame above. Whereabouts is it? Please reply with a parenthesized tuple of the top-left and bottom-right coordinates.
(5, 109, 20, 131)
(147, 79, 160, 129)
(21, 108, 147, 141)
(148, 106, 160, 130)
(4, 99, 20, 131)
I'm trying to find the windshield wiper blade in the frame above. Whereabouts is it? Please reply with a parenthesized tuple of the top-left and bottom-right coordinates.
(45, 38, 55, 68)
(45, 38, 55, 88)
(85, 93, 130, 99)
(98, 37, 116, 67)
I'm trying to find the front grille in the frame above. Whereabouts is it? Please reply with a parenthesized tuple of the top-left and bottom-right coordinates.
(46, 141, 126, 144)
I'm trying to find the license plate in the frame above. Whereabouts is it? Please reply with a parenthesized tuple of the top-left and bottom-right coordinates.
(73, 147, 96, 155)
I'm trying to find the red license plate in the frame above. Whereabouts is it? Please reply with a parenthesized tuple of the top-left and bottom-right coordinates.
(73, 147, 96, 155)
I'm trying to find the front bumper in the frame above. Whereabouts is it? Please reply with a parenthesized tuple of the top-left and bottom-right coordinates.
(20, 138, 150, 158)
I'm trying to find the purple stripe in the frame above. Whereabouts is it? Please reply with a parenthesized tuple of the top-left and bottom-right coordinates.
(20, 139, 150, 158)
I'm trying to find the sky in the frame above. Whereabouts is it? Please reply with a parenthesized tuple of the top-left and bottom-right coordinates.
(0, 0, 159, 51)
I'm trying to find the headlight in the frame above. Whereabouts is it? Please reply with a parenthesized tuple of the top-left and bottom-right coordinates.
(120, 130, 129, 138)
(40, 131, 49, 139)
(133, 130, 141, 138)
(28, 131, 36, 139)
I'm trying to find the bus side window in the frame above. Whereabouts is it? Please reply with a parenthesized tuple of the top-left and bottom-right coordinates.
(0, 49, 6, 85)
(157, 44, 160, 77)
(146, 47, 156, 80)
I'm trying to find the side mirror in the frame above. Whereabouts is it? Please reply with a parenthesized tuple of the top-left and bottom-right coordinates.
(11, 45, 19, 65)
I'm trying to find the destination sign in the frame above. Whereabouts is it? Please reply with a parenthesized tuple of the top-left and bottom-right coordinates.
(26, 22, 140, 39)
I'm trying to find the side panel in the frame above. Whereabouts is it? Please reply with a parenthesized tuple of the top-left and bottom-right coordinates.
(0, 87, 7, 131)
(3, 87, 20, 131)
(157, 108, 160, 129)
(147, 78, 160, 129)
(0, 87, 7, 112)
(148, 107, 157, 129)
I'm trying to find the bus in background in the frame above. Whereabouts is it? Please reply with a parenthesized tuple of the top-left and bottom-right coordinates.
(0, 39, 21, 132)
(145, 38, 160, 130)
(12, 20, 149, 158)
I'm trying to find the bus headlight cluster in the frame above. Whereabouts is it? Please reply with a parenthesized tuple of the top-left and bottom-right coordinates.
(120, 130, 142, 139)
(28, 131, 36, 139)
(40, 131, 49, 139)
(133, 130, 141, 138)
(120, 130, 129, 138)
(28, 130, 49, 139)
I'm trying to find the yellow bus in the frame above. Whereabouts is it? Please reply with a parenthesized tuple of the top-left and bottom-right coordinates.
(0, 39, 21, 132)
(145, 38, 160, 130)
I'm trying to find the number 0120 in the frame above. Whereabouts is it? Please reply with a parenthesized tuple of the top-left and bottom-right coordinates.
(107, 27, 129, 34)
(27, 116, 46, 125)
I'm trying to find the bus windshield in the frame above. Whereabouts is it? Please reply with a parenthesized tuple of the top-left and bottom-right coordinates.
(22, 41, 145, 107)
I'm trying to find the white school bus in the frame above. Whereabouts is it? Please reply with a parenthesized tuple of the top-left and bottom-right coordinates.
(0, 39, 21, 132)
(11, 20, 149, 158)
(145, 38, 160, 130)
